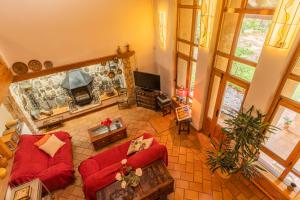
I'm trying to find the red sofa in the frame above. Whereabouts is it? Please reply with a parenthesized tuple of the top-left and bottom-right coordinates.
(10, 131, 75, 191)
(78, 133, 168, 200)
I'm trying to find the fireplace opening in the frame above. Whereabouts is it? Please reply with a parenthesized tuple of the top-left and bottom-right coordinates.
(62, 69, 94, 106)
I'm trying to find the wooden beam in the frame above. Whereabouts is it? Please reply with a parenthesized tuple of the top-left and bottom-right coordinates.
(0, 57, 13, 104)
(13, 51, 135, 82)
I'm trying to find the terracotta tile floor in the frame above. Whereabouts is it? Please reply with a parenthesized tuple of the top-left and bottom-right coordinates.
(47, 105, 269, 200)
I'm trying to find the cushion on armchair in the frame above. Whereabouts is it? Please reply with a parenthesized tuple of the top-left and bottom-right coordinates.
(78, 133, 168, 200)
(10, 131, 75, 191)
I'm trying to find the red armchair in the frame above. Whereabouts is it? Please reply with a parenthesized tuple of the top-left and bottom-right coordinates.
(10, 131, 75, 191)
(78, 133, 168, 200)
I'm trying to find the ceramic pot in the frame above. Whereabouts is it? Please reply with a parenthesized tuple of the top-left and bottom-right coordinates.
(216, 168, 231, 179)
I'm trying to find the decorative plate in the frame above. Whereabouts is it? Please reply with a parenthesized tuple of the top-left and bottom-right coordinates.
(113, 57, 119, 63)
(108, 71, 115, 79)
(117, 68, 123, 74)
(28, 60, 42, 71)
(44, 61, 53, 69)
(12, 62, 28, 75)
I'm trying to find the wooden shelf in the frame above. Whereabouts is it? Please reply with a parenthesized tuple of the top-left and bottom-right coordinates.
(135, 88, 159, 111)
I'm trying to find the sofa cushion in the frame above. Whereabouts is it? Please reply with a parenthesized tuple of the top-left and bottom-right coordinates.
(38, 134, 65, 157)
(127, 136, 143, 155)
(140, 137, 153, 150)
(34, 134, 51, 147)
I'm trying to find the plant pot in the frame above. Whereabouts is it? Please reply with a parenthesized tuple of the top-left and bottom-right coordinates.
(216, 169, 231, 179)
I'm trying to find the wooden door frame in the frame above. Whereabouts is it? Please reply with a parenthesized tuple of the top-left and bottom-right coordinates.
(203, 0, 275, 137)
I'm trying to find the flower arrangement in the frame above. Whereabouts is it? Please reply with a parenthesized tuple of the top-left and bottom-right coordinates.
(101, 118, 112, 129)
(115, 159, 143, 189)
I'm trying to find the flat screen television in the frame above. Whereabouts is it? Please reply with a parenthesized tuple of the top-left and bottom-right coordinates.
(133, 71, 160, 91)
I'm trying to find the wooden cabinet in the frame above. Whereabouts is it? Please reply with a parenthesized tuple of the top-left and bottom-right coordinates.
(5, 179, 52, 200)
(135, 88, 159, 111)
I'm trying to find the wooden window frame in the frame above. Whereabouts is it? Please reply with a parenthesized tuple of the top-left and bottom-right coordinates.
(262, 43, 300, 183)
(175, 0, 201, 98)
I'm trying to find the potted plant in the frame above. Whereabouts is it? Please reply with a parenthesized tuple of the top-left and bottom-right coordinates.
(207, 106, 278, 180)
(283, 116, 292, 130)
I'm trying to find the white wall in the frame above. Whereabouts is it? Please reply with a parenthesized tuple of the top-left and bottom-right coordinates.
(0, 0, 157, 73)
(244, 31, 300, 113)
(153, 0, 177, 97)
(0, 104, 13, 135)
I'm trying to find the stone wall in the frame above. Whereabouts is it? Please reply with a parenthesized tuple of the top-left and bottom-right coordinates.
(9, 59, 127, 127)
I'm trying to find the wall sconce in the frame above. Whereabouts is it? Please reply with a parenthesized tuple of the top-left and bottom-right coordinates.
(159, 11, 167, 49)
(199, 0, 217, 48)
(266, 0, 300, 49)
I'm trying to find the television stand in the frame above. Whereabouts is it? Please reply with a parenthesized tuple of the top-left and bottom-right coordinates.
(135, 87, 160, 111)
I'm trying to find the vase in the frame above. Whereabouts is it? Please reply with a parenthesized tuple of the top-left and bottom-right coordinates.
(216, 169, 231, 179)
(0, 157, 8, 168)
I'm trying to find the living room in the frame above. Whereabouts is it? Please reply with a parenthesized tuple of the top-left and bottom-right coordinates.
(0, 0, 300, 200)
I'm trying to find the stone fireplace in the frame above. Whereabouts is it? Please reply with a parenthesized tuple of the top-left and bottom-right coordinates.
(6, 51, 136, 132)
(62, 70, 93, 106)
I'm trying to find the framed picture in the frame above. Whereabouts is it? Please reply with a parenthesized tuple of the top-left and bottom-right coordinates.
(11, 133, 20, 144)
(5, 141, 16, 151)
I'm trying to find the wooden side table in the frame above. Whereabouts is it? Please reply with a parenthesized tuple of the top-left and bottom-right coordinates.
(88, 118, 127, 150)
(6, 179, 53, 200)
(175, 105, 192, 135)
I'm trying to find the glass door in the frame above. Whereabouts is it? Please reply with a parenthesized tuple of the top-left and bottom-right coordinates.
(203, 0, 275, 142)
(208, 76, 248, 143)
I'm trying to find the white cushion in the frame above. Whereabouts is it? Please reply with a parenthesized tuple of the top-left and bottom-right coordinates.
(140, 138, 153, 150)
(38, 134, 65, 157)
(127, 136, 143, 155)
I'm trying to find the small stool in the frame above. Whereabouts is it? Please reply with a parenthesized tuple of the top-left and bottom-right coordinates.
(178, 119, 191, 134)
(157, 95, 172, 116)
(0, 168, 7, 179)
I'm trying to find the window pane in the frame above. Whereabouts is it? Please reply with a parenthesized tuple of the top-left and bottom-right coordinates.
(218, 82, 245, 126)
(282, 79, 300, 103)
(294, 159, 300, 174)
(214, 55, 228, 71)
(264, 105, 300, 160)
(180, 0, 194, 5)
(195, 10, 201, 44)
(230, 61, 255, 82)
(208, 75, 221, 119)
(178, 42, 191, 56)
(218, 13, 239, 54)
(235, 15, 272, 62)
(177, 58, 188, 88)
(259, 151, 285, 178)
(193, 46, 199, 60)
(178, 8, 193, 41)
(292, 57, 300, 76)
(247, 0, 279, 8)
(189, 62, 197, 97)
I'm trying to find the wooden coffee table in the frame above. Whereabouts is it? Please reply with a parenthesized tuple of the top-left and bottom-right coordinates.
(88, 118, 127, 150)
(96, 160, 174, 200)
